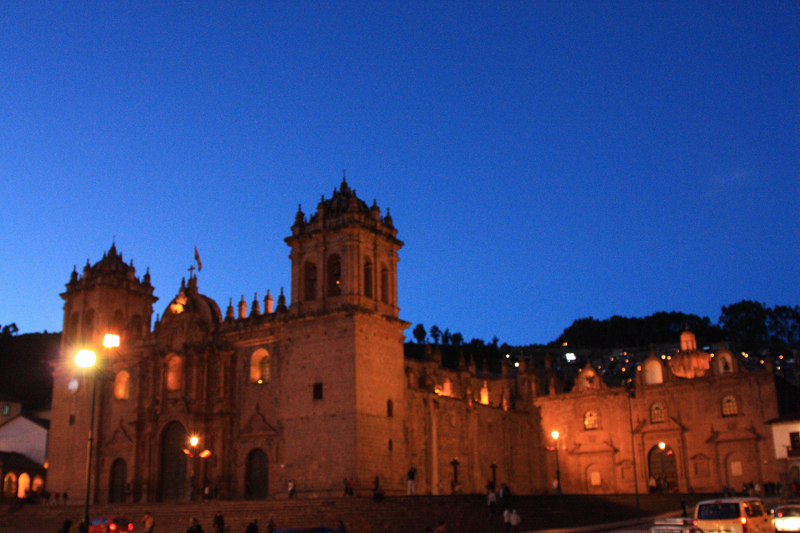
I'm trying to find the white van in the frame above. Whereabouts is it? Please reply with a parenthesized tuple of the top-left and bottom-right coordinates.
(694, 498, 771, 533)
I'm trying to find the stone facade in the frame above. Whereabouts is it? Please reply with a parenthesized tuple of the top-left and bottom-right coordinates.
(45, 179, 782, 503)
(534, 339, 782, 494)
(46, 179, 546, 503)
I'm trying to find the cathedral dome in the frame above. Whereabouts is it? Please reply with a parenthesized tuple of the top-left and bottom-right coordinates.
(668, 330, 711, 379)
(160, 276, 222, 329)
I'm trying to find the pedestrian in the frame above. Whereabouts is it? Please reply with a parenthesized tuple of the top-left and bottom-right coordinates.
(245, 518, 258, 533)
(503, 508, 512, 533)
(487, 487, 497, 515)
(213, 511, 224, 533)
(510, 509, 521, 532)
(57, 519, 72, 533)
(142, 512, 154, 533)
(287, 480, 296, 499)
(407, 466, 417, 495)
(186, 518, 203, 533)
(203, 485, 211, 502)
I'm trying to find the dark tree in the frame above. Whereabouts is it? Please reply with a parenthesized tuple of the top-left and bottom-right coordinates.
(442, 328, 452, 345)
(412, 324, 427, 344)
(451, 332, 463, 347)
(720, 300, 769, 352)
(429, 325, 442, 344)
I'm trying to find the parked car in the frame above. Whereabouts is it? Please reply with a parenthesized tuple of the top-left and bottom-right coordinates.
(650, 517, 703, 533)
(773, 505, 800, 532)
(88, 517, 134, 533)
(694, 498, 771, 533)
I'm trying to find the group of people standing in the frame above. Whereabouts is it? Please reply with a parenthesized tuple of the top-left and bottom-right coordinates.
(486, 481, 520, 532)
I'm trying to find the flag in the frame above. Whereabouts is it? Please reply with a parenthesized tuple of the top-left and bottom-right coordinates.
(194, 246, 202, 271)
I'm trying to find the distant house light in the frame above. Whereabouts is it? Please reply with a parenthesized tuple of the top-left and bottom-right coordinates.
(565, 353, 576, 362)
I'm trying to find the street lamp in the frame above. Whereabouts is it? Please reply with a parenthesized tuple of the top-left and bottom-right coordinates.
(183, 435, 212, 500)
(76, 333, 119, 532)
(551, 430, 562, 494)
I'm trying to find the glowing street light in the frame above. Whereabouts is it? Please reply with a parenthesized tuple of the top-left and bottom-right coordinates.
(551, 430, 561, 494)
(77, 333, 120, 532)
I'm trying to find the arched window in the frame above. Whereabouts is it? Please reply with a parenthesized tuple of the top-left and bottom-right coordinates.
(364, 259, 373, 298)
(129, 314, 143, 339)
(442, 378, 452, 397)
(250, 349, 270, 384)
(17, 472, 30, 499)
(480, 381, 489, 405)
(650, 402, 666, 423)
(718, 353, 734, 374)
(31, 475, 44, 494)
(114, 371, 130, 400)
(304, 261, 317, 301)
(722, 395, 738, 417)
(112, 310, 124, 335)
(3, 473, 16, 497)
(584, 411, 598, 430)
(387, 399, 393, 417)
(380, 265, 389, 304)
(643, 359, 663, 385)
(327, 255, 342, 296)
(69, 313, 80, 342)
(166, 355, 182, 392)
(83, 309, 95, 341)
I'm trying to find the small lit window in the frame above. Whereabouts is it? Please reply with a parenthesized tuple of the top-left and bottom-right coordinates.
(313, 382, 323, 400)
(2, 405, 9, 416)
(584, 411, 598, 430)
(650, 402, 666, 423)
(114, 371, 130, 400)
(387, 399, 393, 417)
(388, 439, 393, 451)
(166, 355, 182, 392)
(722, 395, 738, 416)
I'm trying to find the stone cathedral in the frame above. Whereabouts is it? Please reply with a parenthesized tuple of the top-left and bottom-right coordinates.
(47, 178, 547, 503)
(47, 178, 782, 504)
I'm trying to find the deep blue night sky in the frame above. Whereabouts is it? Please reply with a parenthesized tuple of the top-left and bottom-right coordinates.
(1, 1, 798, 345)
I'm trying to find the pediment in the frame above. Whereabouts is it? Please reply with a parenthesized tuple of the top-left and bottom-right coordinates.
(242, 403, 279, 437)
(105, 417, 133, 448)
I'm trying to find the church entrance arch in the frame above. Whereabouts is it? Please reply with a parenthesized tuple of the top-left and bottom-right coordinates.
(109, 458, 127, 503)
(245, 448, 269, 499)
(648, 444, 678, 492)
(159, 421, 188, 501)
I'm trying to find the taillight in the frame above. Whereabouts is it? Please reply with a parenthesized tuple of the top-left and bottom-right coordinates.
(128, 524, 133, 532)
(741, 516, 748, 533)
(693, 519, 698, 527)
(109, 524, 117, 532)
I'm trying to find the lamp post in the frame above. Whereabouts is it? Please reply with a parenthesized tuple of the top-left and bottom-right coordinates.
(450, 458, 460, 493)
(76, 333, 119, 532)
(183, 435, 212, 501)
(551, 430, 561, 494)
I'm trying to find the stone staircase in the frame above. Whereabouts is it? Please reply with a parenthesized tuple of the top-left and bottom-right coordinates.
(0, 493, 705, 533)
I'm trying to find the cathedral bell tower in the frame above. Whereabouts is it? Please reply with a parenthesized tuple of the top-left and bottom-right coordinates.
(285, 176, 402, 317)
(60, 243, 158, 354)
(49, 243, 157, 502)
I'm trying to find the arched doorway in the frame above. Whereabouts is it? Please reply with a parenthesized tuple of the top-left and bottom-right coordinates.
(159, 421, 188, 501)
(3, 473, 16, 498)
(245, 449, 269, 499)
(109, 458, 127, 503)
(648, 444, 678, 492)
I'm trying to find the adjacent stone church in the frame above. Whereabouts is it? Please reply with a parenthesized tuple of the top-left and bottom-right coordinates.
(46, 178, 781, 504)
